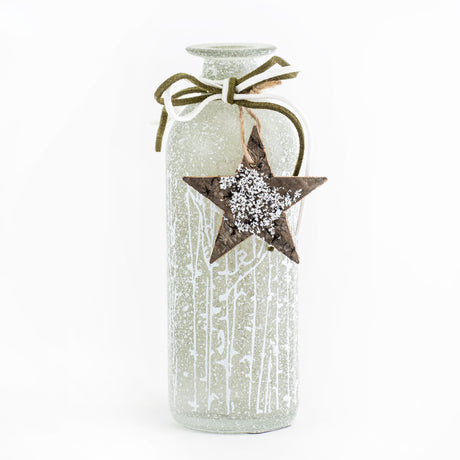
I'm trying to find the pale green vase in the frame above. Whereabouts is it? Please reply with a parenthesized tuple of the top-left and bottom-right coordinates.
(165, 43, 307, 433)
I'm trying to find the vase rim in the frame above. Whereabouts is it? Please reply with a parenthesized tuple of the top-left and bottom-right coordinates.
(186, 43, 276, 58)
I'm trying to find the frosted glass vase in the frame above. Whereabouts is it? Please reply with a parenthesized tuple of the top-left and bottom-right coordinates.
(165, 43, 307, 433)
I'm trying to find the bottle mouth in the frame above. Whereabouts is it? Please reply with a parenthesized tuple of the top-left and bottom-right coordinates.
(186, 43, 276, 58)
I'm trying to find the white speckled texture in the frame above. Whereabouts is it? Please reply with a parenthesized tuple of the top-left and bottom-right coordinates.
(165, 44, 307, 433)
(220, 165, 301, 236)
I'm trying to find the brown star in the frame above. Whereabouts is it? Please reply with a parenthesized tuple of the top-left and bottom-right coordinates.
(183, 126, 327, 264)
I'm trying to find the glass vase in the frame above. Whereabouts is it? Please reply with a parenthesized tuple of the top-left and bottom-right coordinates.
(165, 43, 307, 433)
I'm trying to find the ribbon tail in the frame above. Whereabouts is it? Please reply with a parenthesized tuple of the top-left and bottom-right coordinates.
(155, 107, 168, 152)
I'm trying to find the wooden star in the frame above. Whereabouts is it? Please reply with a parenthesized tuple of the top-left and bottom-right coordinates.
(183, 126, 327, 264)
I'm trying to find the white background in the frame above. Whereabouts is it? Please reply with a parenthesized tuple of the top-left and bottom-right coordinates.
(1, 0, 460, 459)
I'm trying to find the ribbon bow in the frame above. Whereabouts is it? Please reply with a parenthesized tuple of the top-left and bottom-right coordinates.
(154, 56, 306, 176)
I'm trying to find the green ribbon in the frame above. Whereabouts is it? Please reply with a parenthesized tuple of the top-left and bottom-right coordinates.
(154, 56, 305, 176)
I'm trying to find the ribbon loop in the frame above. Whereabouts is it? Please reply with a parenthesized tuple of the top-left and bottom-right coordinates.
(154, 56, 306, 176)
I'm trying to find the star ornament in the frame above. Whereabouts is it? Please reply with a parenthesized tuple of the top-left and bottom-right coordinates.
(183, 126, 327, 264)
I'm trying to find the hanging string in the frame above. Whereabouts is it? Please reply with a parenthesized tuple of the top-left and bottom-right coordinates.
(237, 80, 279, 163)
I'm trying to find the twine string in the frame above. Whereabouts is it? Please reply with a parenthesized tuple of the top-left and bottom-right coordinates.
(238, 107, 262, 164)
(238, 79, 280, 163)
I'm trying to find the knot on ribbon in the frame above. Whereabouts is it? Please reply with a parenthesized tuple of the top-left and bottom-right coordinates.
(222, 77, 237, 104)
(154, 56, 306, 176)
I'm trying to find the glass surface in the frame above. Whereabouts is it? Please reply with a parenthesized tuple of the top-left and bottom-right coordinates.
(165, 43, 305, 433)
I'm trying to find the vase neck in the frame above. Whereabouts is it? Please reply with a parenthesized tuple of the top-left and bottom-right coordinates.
(201, 58, 258, 80)
(186, 43, 276, 81)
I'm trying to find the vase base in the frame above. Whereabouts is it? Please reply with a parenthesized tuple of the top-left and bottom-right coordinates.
(171, 411, 295, 434)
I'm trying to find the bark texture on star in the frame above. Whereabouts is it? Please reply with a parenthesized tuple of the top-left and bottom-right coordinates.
(183, 126, 327, 264)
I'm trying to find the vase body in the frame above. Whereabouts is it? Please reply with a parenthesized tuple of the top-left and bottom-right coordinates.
(165, 44, 306, 433)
